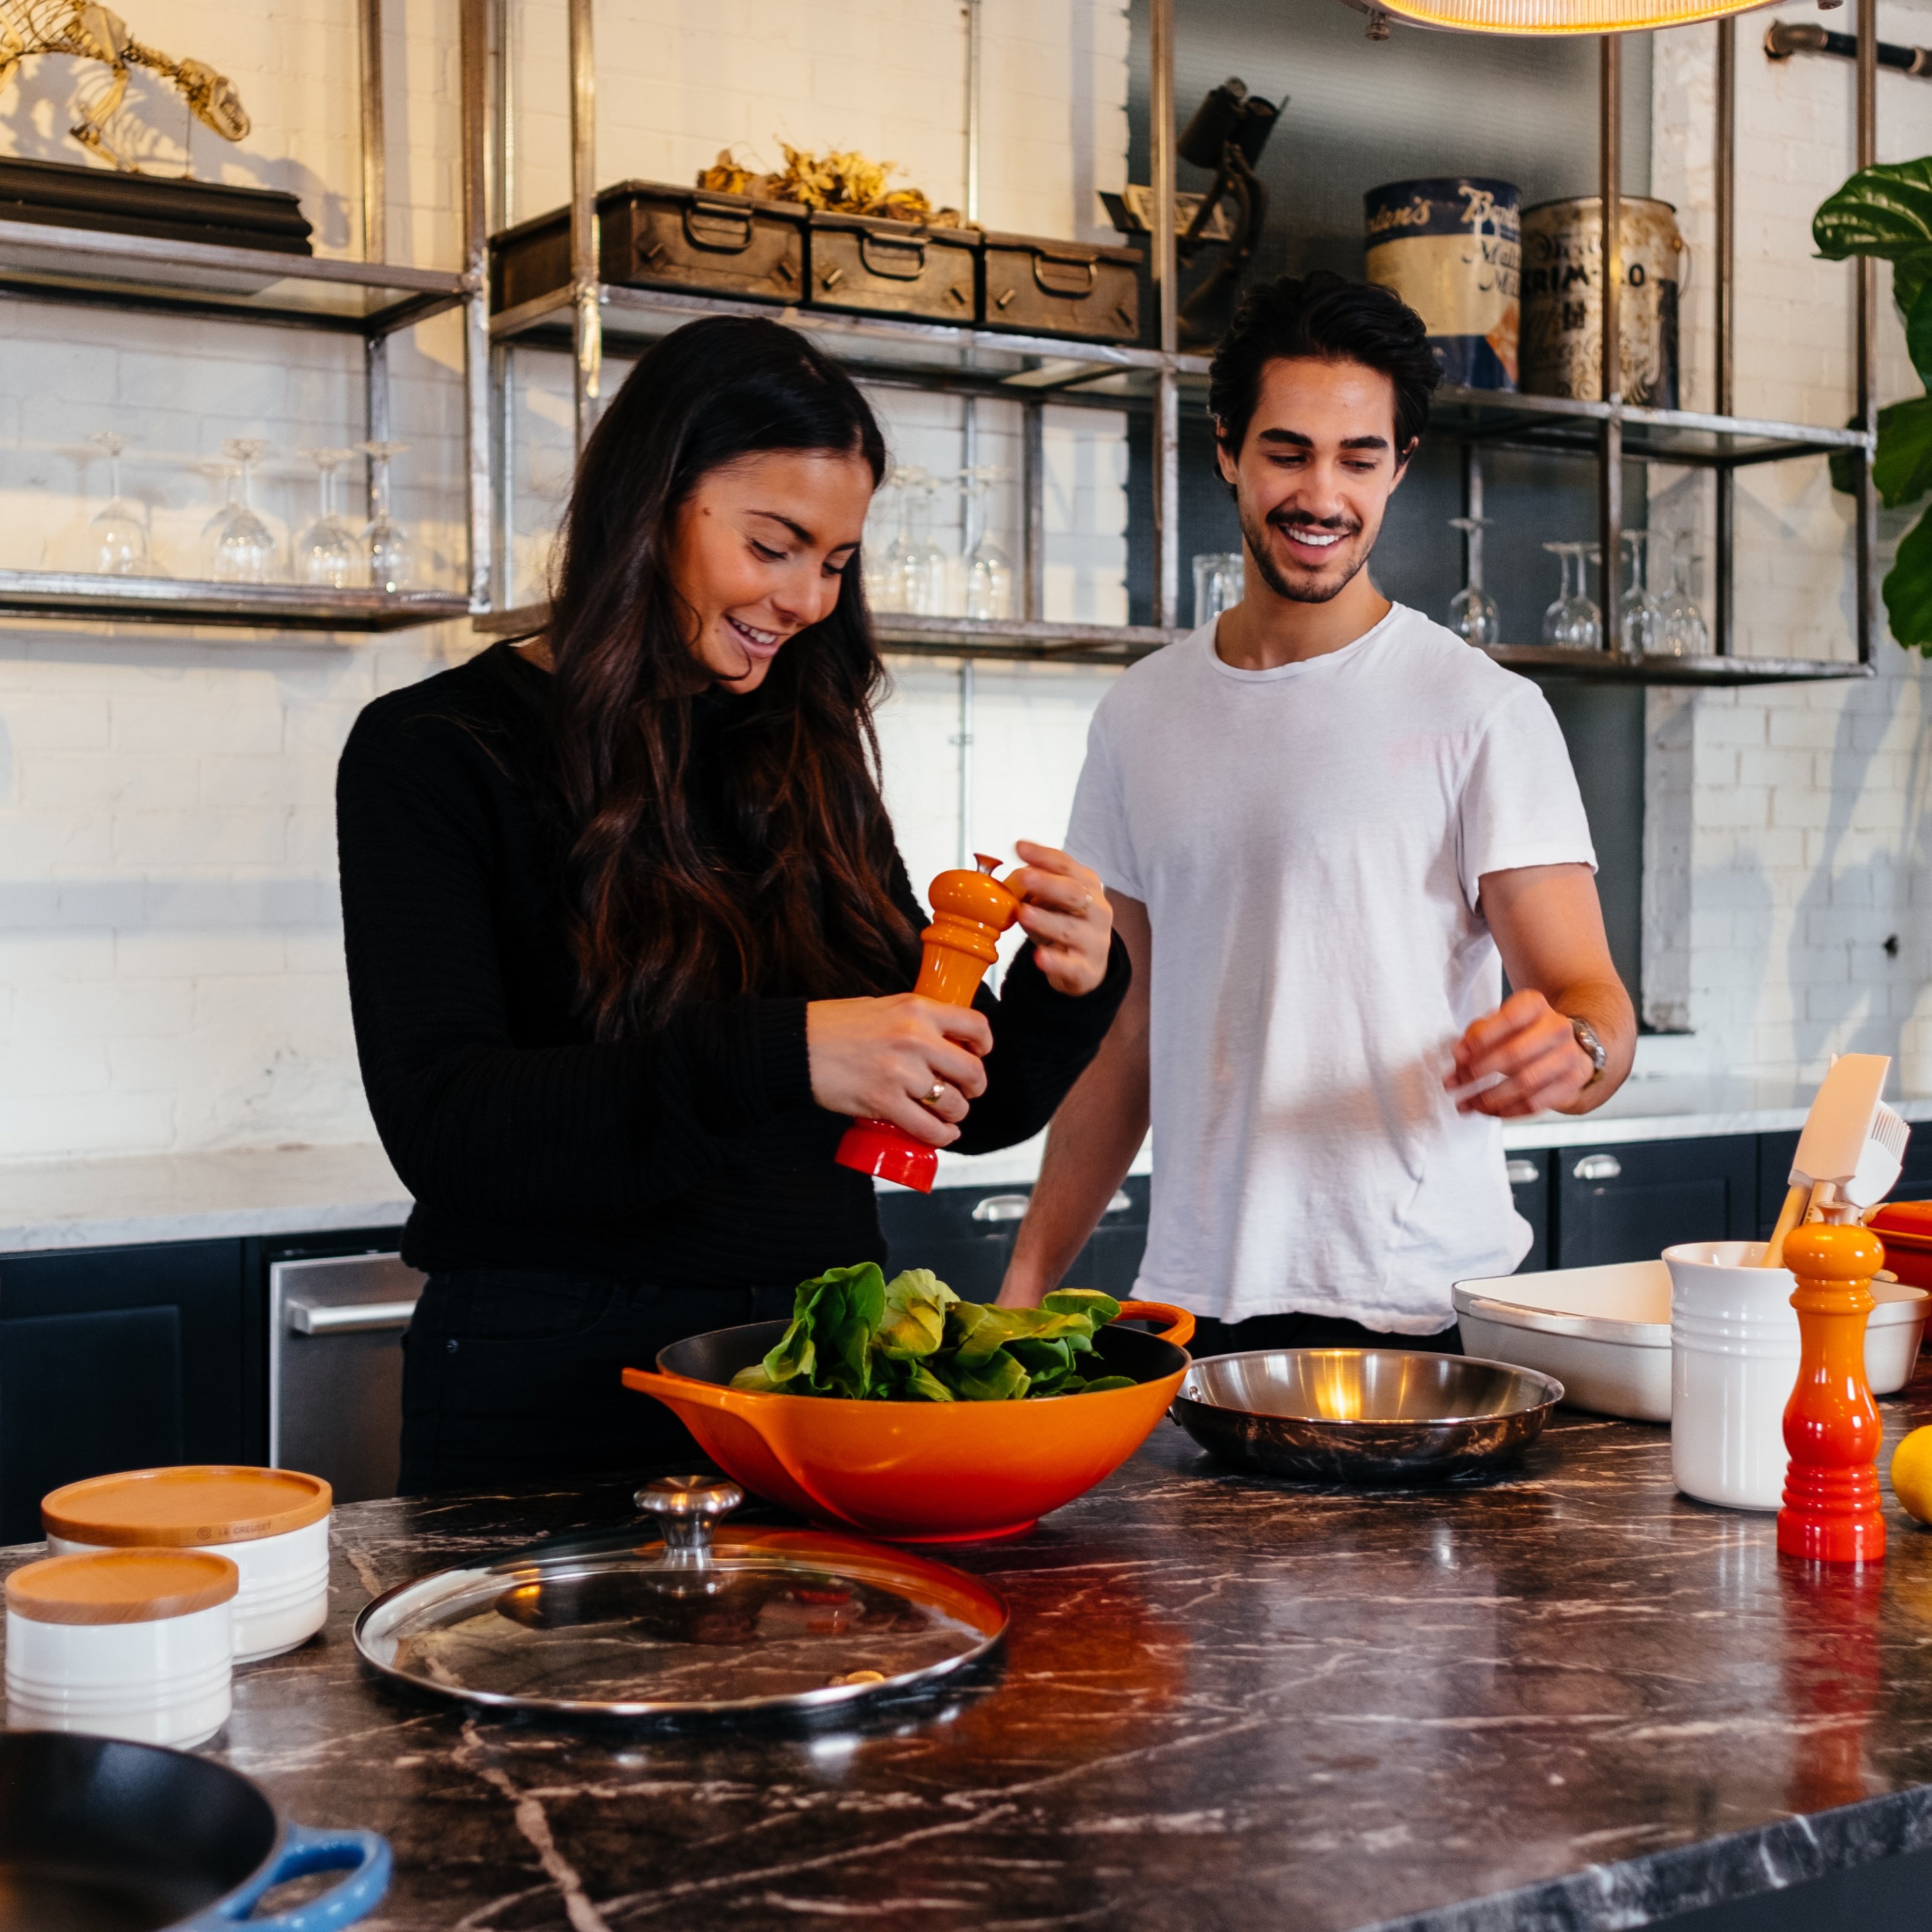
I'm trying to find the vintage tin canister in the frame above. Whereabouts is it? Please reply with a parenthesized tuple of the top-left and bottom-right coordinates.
(1521, 195, 1684, 409)
(1364, 177, 1521, 391)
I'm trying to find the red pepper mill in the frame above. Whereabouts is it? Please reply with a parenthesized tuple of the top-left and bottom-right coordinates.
(1778, 1222, 1888, 1566)
(835, 854, 1020, 1193)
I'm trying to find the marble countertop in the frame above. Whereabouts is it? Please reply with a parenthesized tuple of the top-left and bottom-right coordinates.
(0, 1142, 411, 1254)
(7, 1078, 1931, 1254)
(21, 1392, 1932, 1931)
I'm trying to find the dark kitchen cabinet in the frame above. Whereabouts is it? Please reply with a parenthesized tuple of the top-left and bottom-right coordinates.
(0, 1239, 254, 1544)
(1506, 1151, 1550, 1273)
(880, 1176, 1149, 1302)
(1552, 1135, 1757, 1270)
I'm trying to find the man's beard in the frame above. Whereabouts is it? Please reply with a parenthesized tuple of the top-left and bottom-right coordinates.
(1237, 499, 1370, 606)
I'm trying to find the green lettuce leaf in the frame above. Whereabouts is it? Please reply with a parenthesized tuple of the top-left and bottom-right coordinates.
(878, 1269, 956, 1360)
(738, 1264, 1132, 1402)
(900, 1361, 958, 1402)
(954, 1353, 1032, 1402)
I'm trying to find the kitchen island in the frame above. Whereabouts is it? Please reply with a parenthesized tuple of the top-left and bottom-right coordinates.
(11, 1398, 1932, 1931)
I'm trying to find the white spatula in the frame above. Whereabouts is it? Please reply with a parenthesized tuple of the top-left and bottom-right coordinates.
(1759, 1053, 1892, 1268)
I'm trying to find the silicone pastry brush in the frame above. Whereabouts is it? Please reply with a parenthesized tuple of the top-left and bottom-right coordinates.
(1760, 1053, 1892, 1268)
(1847, 1103, 1911, 1215)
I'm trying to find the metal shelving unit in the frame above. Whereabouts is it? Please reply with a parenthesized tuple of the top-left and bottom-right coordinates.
(469, 0, 1883, 684)
(0, 0, 492, 632)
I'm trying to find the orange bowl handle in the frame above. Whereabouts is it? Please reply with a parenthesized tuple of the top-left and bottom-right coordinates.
(1113, 1299, 1194, 1351)
(622, 1366, 756, 1415)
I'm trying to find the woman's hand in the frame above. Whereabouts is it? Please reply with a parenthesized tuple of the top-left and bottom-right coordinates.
(806, 995, 993, 1147)
(1008, 841, 1113, 996)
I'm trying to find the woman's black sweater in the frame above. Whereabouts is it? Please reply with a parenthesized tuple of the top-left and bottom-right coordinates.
(336, 644, 1129, 1289)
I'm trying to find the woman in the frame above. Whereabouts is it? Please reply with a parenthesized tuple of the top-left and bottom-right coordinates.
(337, 315, 1128, 1495)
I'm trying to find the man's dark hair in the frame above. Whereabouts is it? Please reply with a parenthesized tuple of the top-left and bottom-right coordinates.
(1208, 269, 1441, 466)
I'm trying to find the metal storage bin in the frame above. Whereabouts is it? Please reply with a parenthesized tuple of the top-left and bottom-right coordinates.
(980, 233, 1142, 342)
(807, 214, 978, 323)
(491, 182, 807, 312)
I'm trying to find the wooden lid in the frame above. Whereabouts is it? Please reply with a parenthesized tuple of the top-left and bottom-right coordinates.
(7, 1550, 239, 1625)
(42, 1466, 332, 1547)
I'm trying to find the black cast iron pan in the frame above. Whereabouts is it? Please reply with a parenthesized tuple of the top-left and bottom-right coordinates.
(0, 1730, 388, 1931)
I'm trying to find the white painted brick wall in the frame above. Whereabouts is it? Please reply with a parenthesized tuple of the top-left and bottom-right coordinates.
(1645, 5, 1932, 1089)
(0, 0, 1128, 1161)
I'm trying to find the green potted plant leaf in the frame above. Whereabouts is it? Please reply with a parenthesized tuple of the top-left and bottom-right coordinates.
(1816, 157, 1932, 650)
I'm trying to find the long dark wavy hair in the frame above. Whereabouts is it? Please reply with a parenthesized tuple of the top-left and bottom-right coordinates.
(543, 315, 917, 1039)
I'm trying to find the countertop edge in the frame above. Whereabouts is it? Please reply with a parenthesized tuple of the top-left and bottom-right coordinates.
(0, 1198, 415, 1255)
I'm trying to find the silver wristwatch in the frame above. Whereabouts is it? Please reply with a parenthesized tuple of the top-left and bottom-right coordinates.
(1571, 1016, 1608, 1089)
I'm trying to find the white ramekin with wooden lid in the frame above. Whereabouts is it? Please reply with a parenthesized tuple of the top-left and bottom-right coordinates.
(5, 1548, 239, 1747)
(42, 1467, 331, 1663)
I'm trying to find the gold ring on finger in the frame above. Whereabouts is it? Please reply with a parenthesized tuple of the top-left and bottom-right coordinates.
(919, 1083, 949, 1110)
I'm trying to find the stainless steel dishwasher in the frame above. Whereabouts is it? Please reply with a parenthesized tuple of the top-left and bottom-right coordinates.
(268, 1252, 426, 1505)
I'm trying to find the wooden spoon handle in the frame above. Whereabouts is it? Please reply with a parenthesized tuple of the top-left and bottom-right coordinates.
(1762, 1182, 1809, 1269)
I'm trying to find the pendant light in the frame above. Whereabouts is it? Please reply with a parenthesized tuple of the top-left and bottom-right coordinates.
(1344, 0, 1776, 32)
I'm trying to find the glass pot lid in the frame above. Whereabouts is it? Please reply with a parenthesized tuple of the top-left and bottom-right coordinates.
(353, 1475, 1008, 1718)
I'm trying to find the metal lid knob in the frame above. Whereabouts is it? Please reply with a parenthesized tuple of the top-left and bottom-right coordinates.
(636, 1474, 742, 1567)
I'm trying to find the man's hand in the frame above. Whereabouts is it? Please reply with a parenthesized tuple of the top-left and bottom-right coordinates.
(1448, 988, 1593, 1118)
(1460, 864, 1635, 1118)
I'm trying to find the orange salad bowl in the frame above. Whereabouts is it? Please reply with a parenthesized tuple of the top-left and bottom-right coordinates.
(622, 1300, 1194, 1543)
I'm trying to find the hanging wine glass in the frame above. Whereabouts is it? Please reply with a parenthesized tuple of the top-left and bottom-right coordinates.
(1447, 514, 1500, 646)
(296, 447, 359, 589)
(915, 471, 954, 616)
(213, 437, 279, 584)
(360, 440, 413, 593)
(88, 432, 153, 577)
(1619, 529, 1665, 658)
(962, 466, 1015, 622)
(1541, 541, 1576, 646)
(1576, 546, 1606, 651)
(899, 468, 946, 616)
(880, 466, 922, 613)
(1659, 535, 1710, 656)
(863, 476, 904, 612)
(195, 461, 243, 577)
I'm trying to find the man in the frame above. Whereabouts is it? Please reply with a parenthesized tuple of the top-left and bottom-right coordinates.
(998, 270, 1634, 1353)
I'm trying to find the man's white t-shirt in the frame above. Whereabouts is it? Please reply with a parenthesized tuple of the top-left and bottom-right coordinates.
(1064, 603, 1597, 1332)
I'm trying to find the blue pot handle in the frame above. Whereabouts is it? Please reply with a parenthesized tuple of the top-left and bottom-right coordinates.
(183, 1822, 392, 1930)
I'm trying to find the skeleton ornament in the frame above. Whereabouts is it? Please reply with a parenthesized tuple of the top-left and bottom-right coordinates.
(0, 2, 250, 172)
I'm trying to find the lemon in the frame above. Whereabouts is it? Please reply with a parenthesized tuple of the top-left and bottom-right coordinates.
(1892, 1426, 1932, 1524)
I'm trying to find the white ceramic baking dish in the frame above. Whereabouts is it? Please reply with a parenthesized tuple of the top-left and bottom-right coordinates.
(1451, 1257, 1929, 1422)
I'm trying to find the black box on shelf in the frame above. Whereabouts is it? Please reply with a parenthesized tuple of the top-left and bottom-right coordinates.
(980, 233, 1142, 342)
(805, 213, 978, 324)
(0, 156, 313, 254)
(491, 182, 807, 312)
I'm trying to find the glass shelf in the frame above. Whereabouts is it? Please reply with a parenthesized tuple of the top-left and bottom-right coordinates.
(489, 278, 1209, 392)
(0, 571, 471, 633)
(0, 218, 470, 336)
(1429, 388, 1872, 470)
(474, 606, 1871, 682)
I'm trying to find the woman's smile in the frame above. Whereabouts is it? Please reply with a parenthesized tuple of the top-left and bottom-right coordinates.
(722, 611, 788, 660)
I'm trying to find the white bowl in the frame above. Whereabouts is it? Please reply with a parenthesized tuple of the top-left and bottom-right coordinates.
(1453, 1250, 1927, 1429)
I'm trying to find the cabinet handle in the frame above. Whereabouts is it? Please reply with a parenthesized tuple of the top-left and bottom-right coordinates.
(1103, 1189, 1134, 1216)
(1572, 1154, 1623, 1183)
(286, 1296, 420, 1335)
(1505, 1159, 1540, 1186)
(971, 1193, 1031, 1224)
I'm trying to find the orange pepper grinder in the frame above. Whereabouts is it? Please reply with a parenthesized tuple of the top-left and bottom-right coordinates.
(1778, 1222, 1888, 1566)
(835, 854, 1019, 1193)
